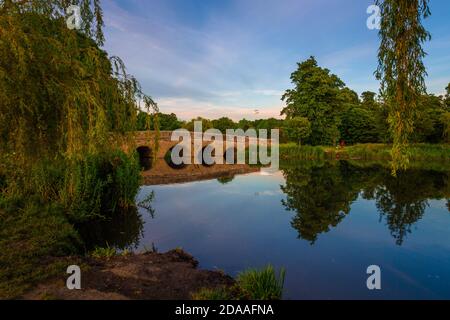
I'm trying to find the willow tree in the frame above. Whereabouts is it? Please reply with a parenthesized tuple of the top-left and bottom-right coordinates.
(0, 0, 157, 212)
(375, 0, 431, 174)
(0, 0, 157, 165)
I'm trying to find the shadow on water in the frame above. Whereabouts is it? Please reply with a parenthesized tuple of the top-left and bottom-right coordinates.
(77, 192, 156, 251)
(281, 160, 450, 245)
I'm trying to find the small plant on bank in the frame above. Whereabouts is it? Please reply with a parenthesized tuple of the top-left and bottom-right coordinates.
(192, 287, 234, 300)
(236, 265, 286, 300)
(91, 245, 117, 260)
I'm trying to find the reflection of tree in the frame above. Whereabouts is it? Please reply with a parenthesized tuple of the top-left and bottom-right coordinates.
(373, 170, 447, 245)
(217, 175, 235, 185)
(281, 161, 450, 246)
(77, 206, 146, 251)
(281, 162, 359, 244)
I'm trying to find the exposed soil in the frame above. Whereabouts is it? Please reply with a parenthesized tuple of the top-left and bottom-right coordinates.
(23, 250, 234, 300)
(142, 160, 259, 185)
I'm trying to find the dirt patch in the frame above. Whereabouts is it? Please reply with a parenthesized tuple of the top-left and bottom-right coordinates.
(142, 160, 259, 185)
(23, 250, 234, 300)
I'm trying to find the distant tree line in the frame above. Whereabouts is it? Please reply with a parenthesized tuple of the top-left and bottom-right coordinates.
(137, 58, 449, 146)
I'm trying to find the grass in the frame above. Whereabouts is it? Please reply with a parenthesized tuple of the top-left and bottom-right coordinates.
(280, 143, 450, 162)
(91, 245, 117, 260)
(0, 199, 81, 299)
(237, 265, 286, 300)
(279, 143, 327, 161)
(192, 287, 234, 300)
(193, 265, 286, 301)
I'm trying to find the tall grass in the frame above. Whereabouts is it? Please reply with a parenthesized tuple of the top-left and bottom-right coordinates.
(193, 265, 286, 300)
(237, 265, 286, 300)
(279, 143, 327, 161)
(280, 143, 450, 162)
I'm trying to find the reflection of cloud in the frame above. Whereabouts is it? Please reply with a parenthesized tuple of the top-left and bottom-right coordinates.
(255, 190, 283, 197)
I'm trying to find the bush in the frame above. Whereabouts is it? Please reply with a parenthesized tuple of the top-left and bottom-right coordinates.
(61, 150, 141, 222)
(236, 265, 285, 300)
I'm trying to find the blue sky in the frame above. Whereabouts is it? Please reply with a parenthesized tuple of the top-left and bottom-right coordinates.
(102, 0, 450, 120)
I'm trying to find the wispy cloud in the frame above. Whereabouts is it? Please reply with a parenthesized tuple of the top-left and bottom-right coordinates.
(102, 0, 450, 118)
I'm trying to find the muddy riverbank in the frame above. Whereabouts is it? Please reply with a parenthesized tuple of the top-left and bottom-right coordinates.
(24, 250, 234, 300)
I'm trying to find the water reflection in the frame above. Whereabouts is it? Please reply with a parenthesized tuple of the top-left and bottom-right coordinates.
(77, 206, 144, 251)
(78, 193, 156, 251)
(281, 161, 450, 245)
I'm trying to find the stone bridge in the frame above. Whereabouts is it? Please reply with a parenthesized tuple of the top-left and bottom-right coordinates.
(131, 131, 272, 185)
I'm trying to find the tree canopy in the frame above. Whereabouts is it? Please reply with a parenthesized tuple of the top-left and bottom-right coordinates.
(281, 56, 347, 146)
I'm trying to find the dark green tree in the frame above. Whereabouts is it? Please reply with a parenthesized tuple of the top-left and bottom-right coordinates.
(283, 117, 311, 145)
(212, 117, 237, 132)
(282, 56, 346, 146)
(444, 83, 450, 110)
(361, 91, 378, 109)
(339, 107, 379, 144)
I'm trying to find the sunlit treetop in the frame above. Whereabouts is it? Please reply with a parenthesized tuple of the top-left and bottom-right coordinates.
(0, 0, 104, 45)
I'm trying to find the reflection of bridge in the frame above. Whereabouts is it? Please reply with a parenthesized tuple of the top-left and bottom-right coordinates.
(132, 131, 271, 185)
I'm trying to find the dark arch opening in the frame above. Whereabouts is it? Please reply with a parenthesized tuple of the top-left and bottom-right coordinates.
(197, 145, 216, 167)
(136, 146, 153, 171)
(164, 146, 187, 169)
(224, 147, 238, 165)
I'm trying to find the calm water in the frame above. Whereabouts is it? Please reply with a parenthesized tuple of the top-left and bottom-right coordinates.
(82, 161, 450, 299)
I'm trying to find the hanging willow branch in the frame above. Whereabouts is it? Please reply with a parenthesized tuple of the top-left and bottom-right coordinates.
(0, 0, 104, 45)
(375, 0, 431, 175)
(0, 0, 157, 166)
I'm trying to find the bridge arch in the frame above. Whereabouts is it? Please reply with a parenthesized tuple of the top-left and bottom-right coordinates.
(136, 146, 153, 171)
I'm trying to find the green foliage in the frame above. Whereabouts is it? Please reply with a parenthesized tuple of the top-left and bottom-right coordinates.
(279, 144, 327, 161)
(442, 112, 450, 143)
(183, 117, 213, 132)
(236, 265, 286, 300)
(0, 1, 151, 297)
(0, 0, 105, 45)
(212, 117, 237, 132)
(412, 94, 446, 143)
(91, 245, 117, 260)
(192, 287, 234, 300)
(361, 91, 378, 109)
(283, 117, 311, 145)
(282, 56, 346, 146)
(445, 83, 450, 110)
(0, 200, 81, 298)
(137, 112, 182, 131)
(339, 107, 379, 144)
(376, 0, 431, 174)
(58, 151, 141, 222)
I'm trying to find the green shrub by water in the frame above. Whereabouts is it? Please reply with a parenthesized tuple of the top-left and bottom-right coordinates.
(61, 151, 141, 222)
(193, 265, 286, 300)
(236, 265, 286, 300)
